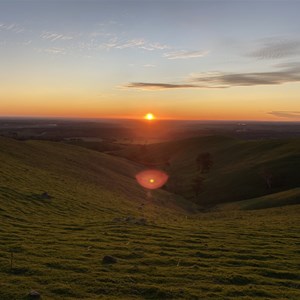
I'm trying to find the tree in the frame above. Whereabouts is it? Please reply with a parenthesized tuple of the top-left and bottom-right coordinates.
(196, 152, 213, 173)
(191, 176, 205, 197)
(261, 168, 273, 189)
(260, 167, 285, 190)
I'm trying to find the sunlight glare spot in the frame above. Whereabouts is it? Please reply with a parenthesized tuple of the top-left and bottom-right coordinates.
(144, 113, 155, 120)
(136, 169, 169, 190)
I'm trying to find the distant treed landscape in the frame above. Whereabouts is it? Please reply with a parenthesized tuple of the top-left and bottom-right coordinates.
(1, 119, 300, 141)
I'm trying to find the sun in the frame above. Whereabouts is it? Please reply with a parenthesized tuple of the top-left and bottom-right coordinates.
(144, 113, 155, 120)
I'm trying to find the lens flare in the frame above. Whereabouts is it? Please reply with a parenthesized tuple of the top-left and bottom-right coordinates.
(136, 169, 168, 190)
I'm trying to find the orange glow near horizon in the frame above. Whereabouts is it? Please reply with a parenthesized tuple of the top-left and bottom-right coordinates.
(0, 93, 298, 122)
(0, 81, 299, 121)
(0, 110, 297, 122)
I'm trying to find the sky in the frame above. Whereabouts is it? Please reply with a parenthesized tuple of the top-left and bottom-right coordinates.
(0, 0, 300, 121)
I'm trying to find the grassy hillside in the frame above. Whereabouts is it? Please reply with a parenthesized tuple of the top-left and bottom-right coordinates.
(0, 137, 194, 217)
(114, 136, 300, 205)
(0, 137, 300, 299)
(217, 188, 300, 211)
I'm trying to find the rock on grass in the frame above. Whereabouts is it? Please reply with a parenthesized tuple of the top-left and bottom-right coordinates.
(102, 255, 117, 264)
(27, 290, 41, 299)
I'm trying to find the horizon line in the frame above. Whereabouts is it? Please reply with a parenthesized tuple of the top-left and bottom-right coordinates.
(0, 115, 299, 123)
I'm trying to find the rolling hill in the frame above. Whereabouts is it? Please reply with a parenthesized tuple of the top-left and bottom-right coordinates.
(0, 136, 195, 219)
(114, 135, 300, 206)
(0, 136, 299, 299)
(217, 188, 300, 211)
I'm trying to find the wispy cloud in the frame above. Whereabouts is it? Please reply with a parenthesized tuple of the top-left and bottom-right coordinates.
(123, 63, 300, 90)
(101, 37, 169, 51)
(90, 30, 112, 38)
(36, 47, 66, 55)
(191, 64, 300, 87)
(140, 42, 169, 51)
(40, 31, 73, 42)
(23, 40, 32, 46)
(123, 82, 200, 90)
(163, 50, 209, 59)
(268, 111, 300, 119)
(249, 38, 300, 59)
(0, 23, 24, 33)
(115, 38, 145, 49)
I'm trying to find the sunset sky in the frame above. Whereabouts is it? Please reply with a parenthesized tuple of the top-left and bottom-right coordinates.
(1, 0, 300, 121)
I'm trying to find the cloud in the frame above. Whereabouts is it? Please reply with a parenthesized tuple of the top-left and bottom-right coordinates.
(249, 38, 300, 59)
(0, 23, 24, 33)
(268, 111, 300, 119)
(140, 42, 169, 51)
(23, 40, 32, 46)
(115, 38, 145, 49)
(123, 63, 300, 90)
(163, 50, 209, 59)
(191, 64, 300, 87)
(90, 30, 112, 38)
(101, 37, 169, 51)
(36, 47, 66, 55)
(40, 31, 73, 42)
(123, 82, 199, 90)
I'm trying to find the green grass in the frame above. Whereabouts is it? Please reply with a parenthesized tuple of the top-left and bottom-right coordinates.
(0, 137, 300, 299)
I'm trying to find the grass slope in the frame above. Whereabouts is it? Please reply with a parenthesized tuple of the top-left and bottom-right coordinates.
(218, 188, 300, 211)
(0, 137, 193, 216)
(0, 137, 299, 299)
(115, 136, 300, 206)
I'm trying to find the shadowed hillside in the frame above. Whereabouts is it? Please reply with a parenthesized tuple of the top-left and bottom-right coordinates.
(114, 136, 300, 206)
(217, 188, 300, 211)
